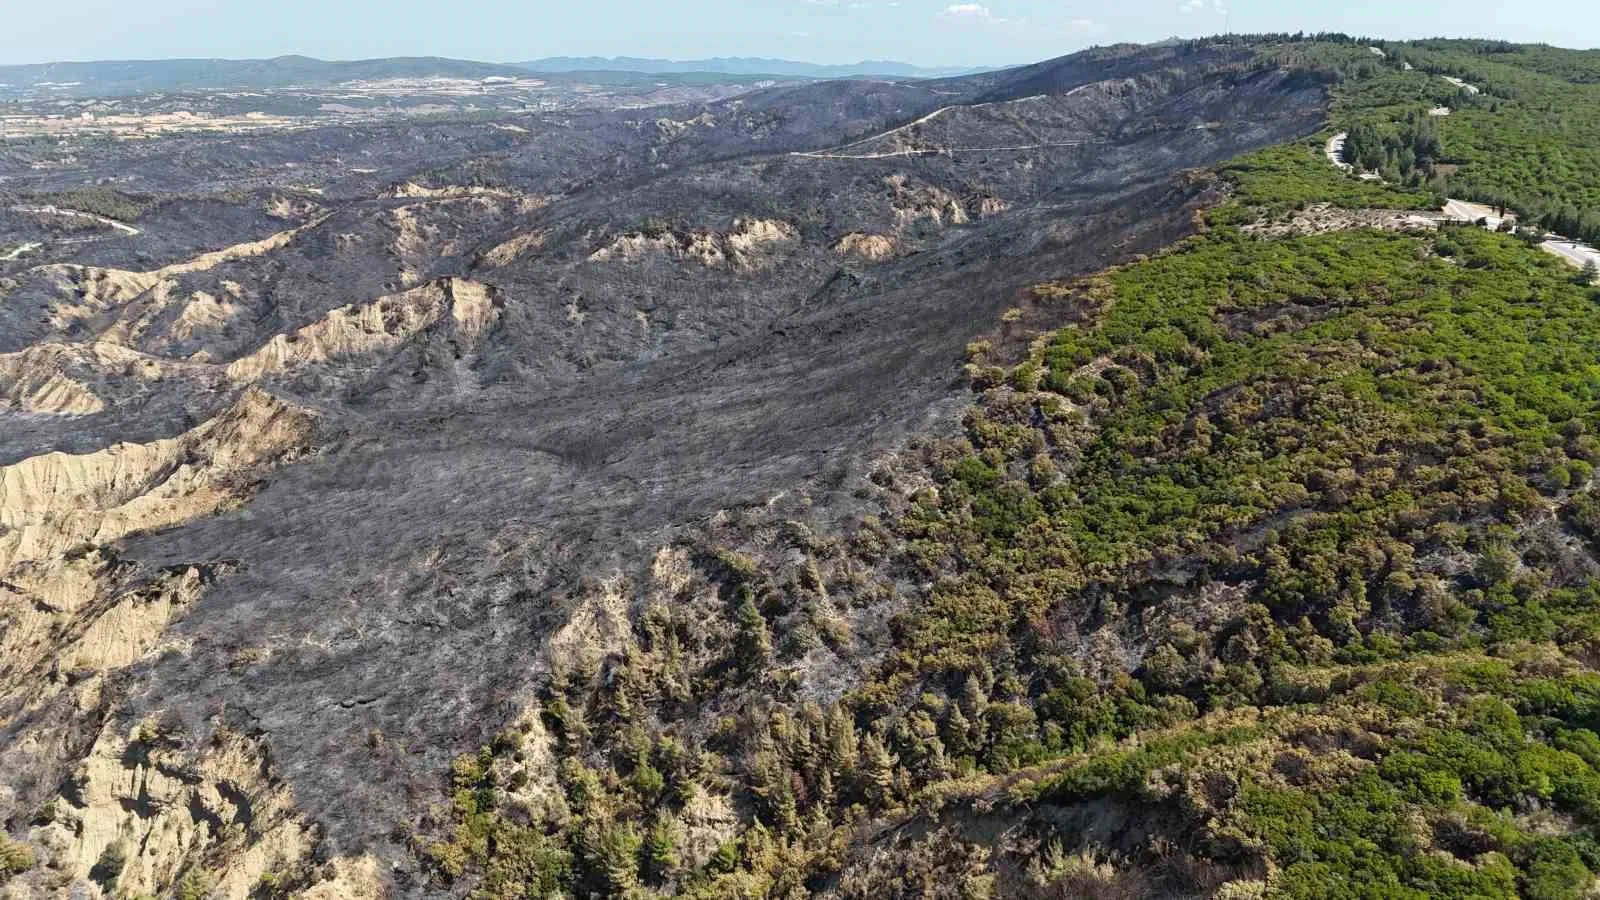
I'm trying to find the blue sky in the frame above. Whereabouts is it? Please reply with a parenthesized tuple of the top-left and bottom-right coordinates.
(1, 0, 1594, 67)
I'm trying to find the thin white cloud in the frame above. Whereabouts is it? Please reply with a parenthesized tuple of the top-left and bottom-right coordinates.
(935, 2, 1101, 37)
(940, 3, 1010, 24)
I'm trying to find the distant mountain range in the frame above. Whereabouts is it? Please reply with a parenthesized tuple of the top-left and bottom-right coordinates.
(512, 56, 992, 79)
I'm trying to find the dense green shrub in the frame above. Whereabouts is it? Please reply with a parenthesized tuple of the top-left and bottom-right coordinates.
(0, 836, 35, 882)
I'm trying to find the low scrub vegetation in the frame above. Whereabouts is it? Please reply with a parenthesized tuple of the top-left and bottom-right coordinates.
(25, 186, 161, 222)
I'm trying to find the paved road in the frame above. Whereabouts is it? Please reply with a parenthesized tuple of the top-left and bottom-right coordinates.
(1543, 238, 1600, 274)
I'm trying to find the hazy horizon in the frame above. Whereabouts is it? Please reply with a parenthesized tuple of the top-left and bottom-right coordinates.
(0, 51, 991, 69)
(1, 0, 1594, 69)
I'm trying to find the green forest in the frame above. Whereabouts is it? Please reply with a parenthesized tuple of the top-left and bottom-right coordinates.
(1284, 38, 1600, 243)
(408, 37, 1600, 899)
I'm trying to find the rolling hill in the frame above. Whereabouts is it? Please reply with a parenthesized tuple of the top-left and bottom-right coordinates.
(2, 34, 1600, 900)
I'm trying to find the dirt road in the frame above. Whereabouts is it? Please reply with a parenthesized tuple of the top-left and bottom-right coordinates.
(9, 204, 141, 235)
(1325, 132, 1351, 170)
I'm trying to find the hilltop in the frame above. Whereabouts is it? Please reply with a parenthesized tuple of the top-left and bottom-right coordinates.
(2, 33, 1600, 900)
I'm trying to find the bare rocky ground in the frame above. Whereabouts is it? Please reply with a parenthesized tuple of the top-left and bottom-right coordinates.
(0, 42, 1330, 897)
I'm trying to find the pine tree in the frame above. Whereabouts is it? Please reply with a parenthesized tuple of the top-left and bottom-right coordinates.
(645, 814, 680, 882)
(734, 592, 773, 670)
(586, 822, 642, 895)
(816, 768, 836, 807)
(960, 672, 989, 717)
(857, 734, 898, 808)
(824, 704, 857, 775)
(944, 704, 973, 759)
(750, 748, 798, 830)
(794, 702, 824, 778)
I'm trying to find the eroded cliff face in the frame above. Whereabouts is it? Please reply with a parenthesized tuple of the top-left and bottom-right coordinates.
(0, 387, 319, 898)
(0, 42, 1329, 898)
(223, 279, 499, 381)
(587, 218, 801, 269)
